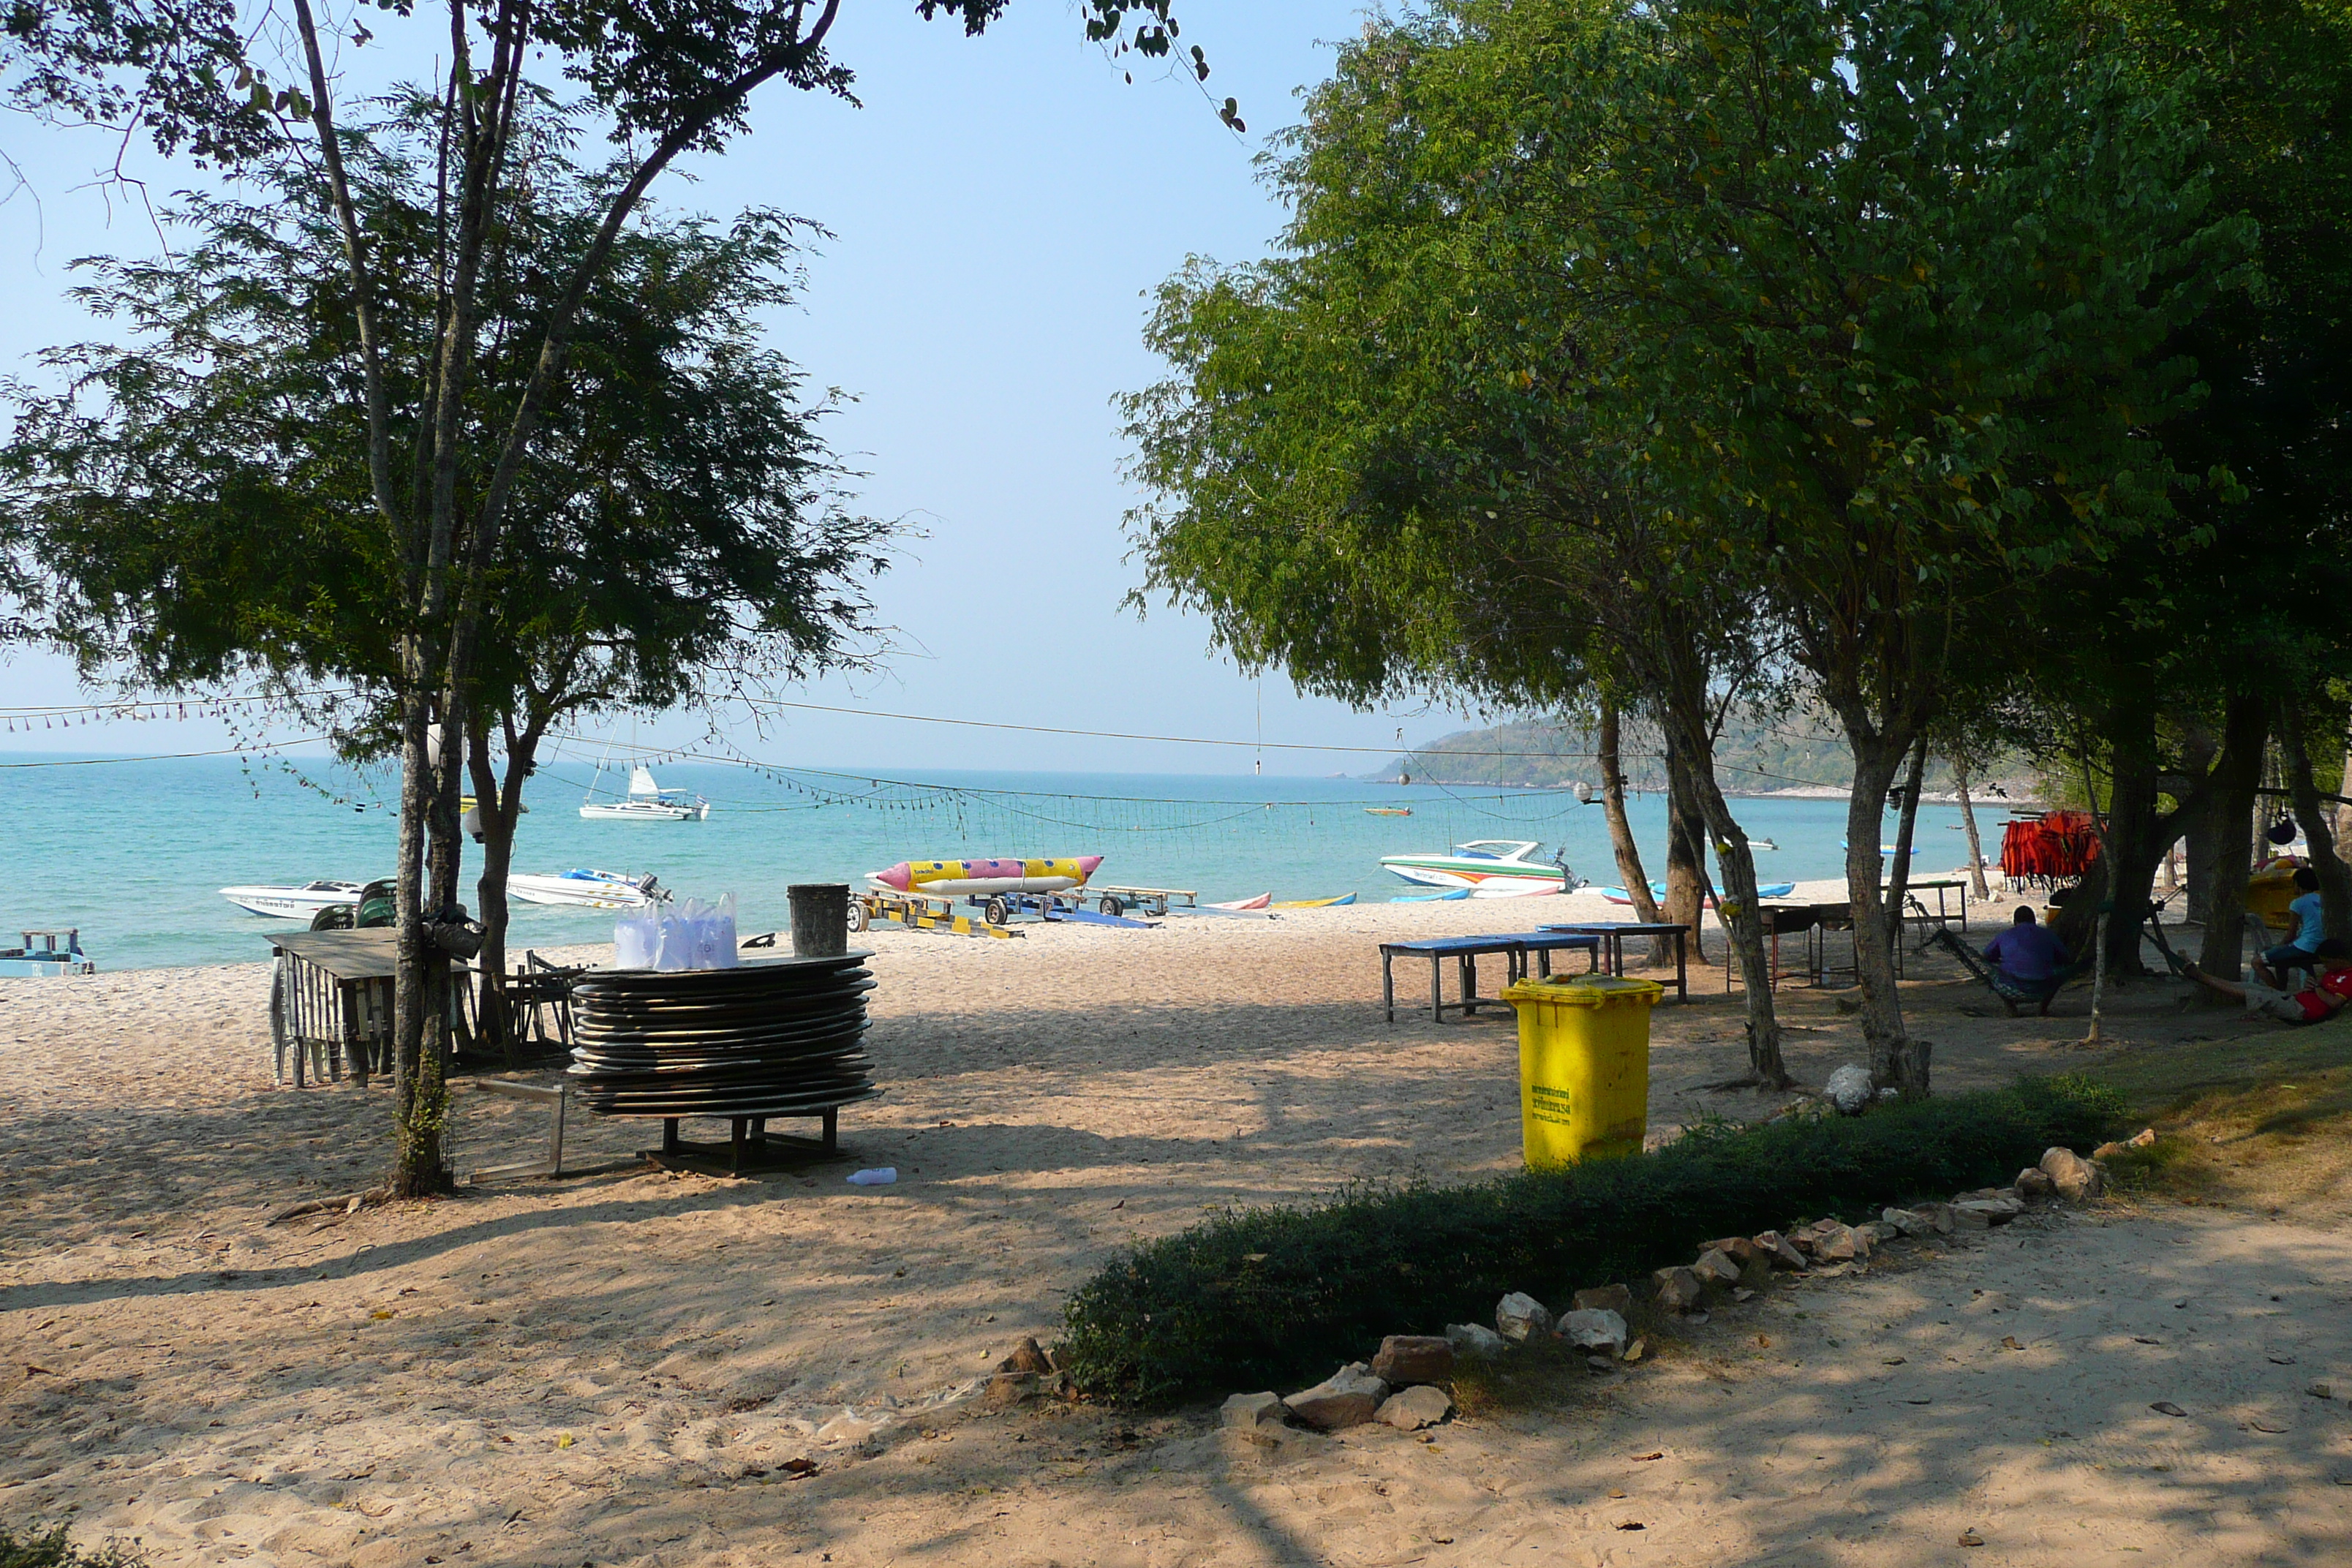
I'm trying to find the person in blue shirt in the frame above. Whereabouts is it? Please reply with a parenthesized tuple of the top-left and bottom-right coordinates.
(2261, 867, 2328, 983)
(1983, 905, 2068, 985)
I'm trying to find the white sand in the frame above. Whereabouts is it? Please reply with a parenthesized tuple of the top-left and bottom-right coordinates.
(4, 890, 2344, 1565)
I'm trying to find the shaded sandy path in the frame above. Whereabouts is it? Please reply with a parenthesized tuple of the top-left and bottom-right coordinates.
(2, 893, 2339, 1564)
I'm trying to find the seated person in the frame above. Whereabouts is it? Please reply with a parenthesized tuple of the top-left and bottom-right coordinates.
(2183, 937, 2352, 1025)
(2262, 868, 2329, 981)
(1983, 905, 2068, 987)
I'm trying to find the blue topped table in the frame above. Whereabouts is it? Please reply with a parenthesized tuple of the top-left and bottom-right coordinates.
(1380, 932, 1603, 1024)
(1537, 921, 1692, 1003)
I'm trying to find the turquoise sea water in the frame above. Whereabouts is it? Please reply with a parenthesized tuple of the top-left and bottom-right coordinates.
(0, 751, 1982, 971)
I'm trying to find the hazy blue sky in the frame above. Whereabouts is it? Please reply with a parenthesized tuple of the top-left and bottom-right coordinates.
(0, 1, 1499, 774)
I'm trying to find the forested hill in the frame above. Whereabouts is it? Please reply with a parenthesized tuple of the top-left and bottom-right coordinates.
(1378, 718, 1983, 794)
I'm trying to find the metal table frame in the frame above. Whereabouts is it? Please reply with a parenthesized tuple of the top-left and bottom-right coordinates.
(1380, 932, 1602, 1023)
(1537, 923, 1692, 1003)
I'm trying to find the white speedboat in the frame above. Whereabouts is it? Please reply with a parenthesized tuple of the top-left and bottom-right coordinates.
(508, 869, 663, 909)
(1379, 840, 1572, 894)
(580, 764, 709, 821)
(220, 881, 367, 919)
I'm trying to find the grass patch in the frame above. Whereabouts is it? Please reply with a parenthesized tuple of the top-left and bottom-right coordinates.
(0, 1525, 141, 1568)
(2088, 1020, 2352, 1209)
(1061, 1074, 2119, 1407)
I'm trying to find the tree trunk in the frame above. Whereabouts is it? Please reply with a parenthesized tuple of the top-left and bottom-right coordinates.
(2281, 696, 2352, 945)
(2184, 797, 2213, 926)
(1844, 730, 1925, 1095)
(2196, 695, 2269, 980)
(1955, 761, 1990, 900)
(391, 686, 441, 1196)
(1598, 702, 1670, 962)
(467, 724, 516, 1057)
(1654, 691, 1785, 1087)
(1662, 728, 1710, 965)
(1882, 734, 1929, 956)
(2095, 688, 2166, 977)
(2335, 743, 2352, 851)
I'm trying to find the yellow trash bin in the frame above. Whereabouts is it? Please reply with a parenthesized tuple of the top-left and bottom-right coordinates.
(1499, 974, 1664, 1166)
(2246, 859, 2303, 934)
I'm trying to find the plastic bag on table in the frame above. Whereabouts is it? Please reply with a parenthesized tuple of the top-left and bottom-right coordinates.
(654, 900, 700, 971)
(614, 905, 659, 969)
(696, 893, 740, 969)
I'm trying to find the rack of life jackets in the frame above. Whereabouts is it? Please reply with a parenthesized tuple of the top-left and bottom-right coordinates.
(1999, 810, 2103, 889)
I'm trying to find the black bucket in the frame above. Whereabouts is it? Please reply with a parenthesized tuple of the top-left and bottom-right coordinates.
(787, 884, 851, 957)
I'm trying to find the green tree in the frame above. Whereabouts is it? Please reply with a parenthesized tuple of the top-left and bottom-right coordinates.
(1, 0, 1218, 1195)
(1122, 4, 1801, 1084)
(0, 120, 887, 1110)
(1447, 0, 2244, 1091)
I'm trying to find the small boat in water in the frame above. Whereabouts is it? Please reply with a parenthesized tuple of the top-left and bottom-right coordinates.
(1599, 881, 1796, 906)
(508, 869, 664, 909)
(1, 927, 93, 974)
(1364, 807, 1412, 817)
(1381, 840, 1572, 894)
(580, 764, 710, 821)
(220, 881, 368, 919)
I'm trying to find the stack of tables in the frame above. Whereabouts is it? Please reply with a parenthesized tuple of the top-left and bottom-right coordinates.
(568, 953, 879, 1173)
(1379, 932, 1602, 1023)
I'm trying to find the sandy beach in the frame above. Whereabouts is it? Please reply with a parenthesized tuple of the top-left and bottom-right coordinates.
(4, 886, 2349, 1566)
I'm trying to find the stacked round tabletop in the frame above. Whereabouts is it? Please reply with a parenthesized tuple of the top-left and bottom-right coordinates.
(566, 952, 878, 1120)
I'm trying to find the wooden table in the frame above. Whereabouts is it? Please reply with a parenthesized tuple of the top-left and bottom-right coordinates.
(1380, 932, 1602, 1023)
(1537, 922, 1692, 1003)
(266, 931, 475, 1087)
(268, 930, 399, 1086)
(1721, 903, 1858, 992)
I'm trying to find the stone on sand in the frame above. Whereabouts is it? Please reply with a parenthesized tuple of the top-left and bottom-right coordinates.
(2040, 1147, 2106, 1202)
(1558, 1308, 1629, 1360)
(1752, 1231, 1809, 1271)
(1221, 1392, 1288, 1431)
(1651, 1266, 1705, 1314)
(1824, 1064, 1875, 1115)
(1376, 1385, 1453, 1431)
(1371, 1335, 1455, 1387)
(2016, 1166, 2057, 1199)
(1806, 1222, 1864, 1262)
(1496, 1292, 1554, 1343)
(996, 1337, 1053, 1375)
(1285, 1363, 1389, 1431)
(1573, 1284, 1635, 1316)
(1447, 1323, 1507, 1359)
(1692, 1248, 1743, 1287)
(1702, 1237, 1764, 1270)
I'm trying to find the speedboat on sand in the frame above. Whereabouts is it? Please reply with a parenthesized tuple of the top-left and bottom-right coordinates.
(219, 881, 368, 919)
(1380, 840, 1574, 896)
(508, 870, 663, 909)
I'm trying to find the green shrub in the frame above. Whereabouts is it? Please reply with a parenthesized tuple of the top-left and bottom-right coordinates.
(0, 1525, 142, 1568)
(1062, 1074, 2122, 1406)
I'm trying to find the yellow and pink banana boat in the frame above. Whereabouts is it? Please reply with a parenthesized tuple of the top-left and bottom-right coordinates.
(867, 856, 1103, 900)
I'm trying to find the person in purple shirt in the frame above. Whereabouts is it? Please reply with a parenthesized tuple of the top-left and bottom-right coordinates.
(1983, 905, 2068, 984)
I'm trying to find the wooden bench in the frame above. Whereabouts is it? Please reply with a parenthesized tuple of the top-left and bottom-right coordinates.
(1380, 932, 1602, 1023)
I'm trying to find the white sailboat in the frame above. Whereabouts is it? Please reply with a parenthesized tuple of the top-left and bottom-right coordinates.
(508, 869, 664, 909)
(579, 764, 710, 822)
